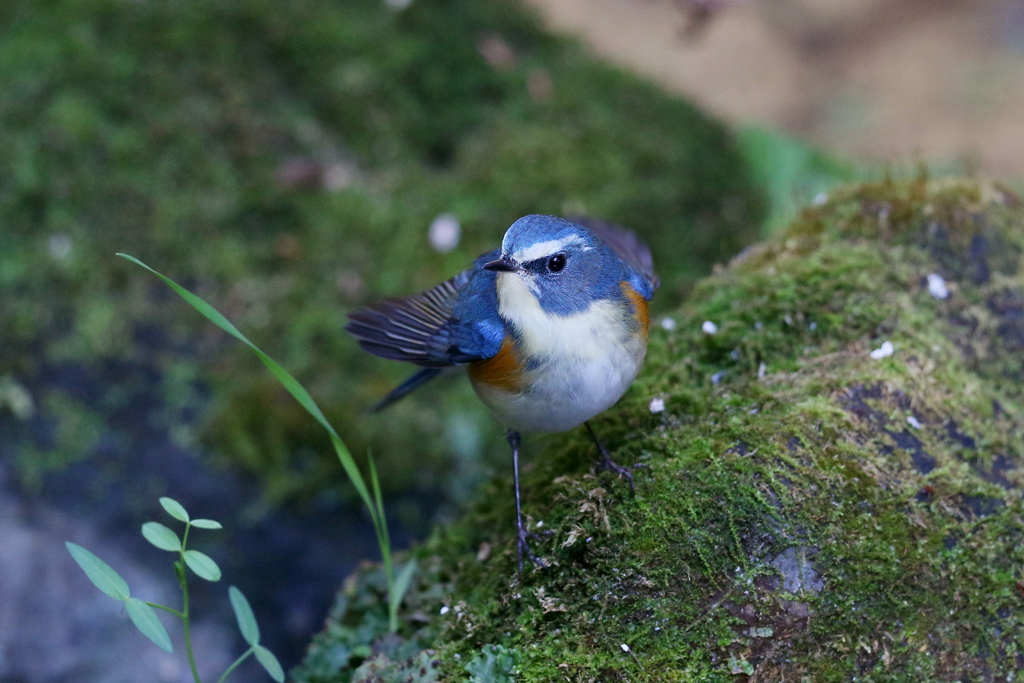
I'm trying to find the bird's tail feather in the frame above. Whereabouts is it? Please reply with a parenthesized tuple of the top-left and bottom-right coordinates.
(371, 367, 442, 413)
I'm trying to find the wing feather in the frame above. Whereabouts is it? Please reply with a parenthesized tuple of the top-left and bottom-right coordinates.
(346, 269, 488, 367)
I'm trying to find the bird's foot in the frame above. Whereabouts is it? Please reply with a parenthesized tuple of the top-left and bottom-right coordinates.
(594, 448, 649, 495)
(516, 523, 549, 571)
(585, 421, 648, 495)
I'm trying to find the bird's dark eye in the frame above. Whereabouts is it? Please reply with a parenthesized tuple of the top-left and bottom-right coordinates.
(548, 253, 567, 272)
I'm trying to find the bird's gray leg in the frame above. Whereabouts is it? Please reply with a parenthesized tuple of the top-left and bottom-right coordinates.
(585, 421, 646, 494)
(507, 430, 544, 571)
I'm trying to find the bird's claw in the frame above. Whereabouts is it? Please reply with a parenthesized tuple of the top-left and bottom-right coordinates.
(595, 451, 649, 494)
(585, 421, 648, 495)
(517, 527, 548, 571)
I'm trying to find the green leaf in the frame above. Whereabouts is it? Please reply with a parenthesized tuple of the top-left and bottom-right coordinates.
(159, 497, 189, 523)
(253, 644, 285, 682)
(189, 518, 222, 529)
(183, 550, 221, 581)
(125, 598, 173, 653)
(65, 542, 130, 601)
(388, 558, 417, 628)
(141, 522, 181, 552)
(229, 585, 260, 646)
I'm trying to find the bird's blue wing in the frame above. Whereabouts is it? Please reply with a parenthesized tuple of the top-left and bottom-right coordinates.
(568, 216, 659, 299)
(346, 250, 505, 368)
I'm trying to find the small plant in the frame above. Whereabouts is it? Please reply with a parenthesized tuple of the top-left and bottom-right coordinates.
(116, 254, 416, 632)
(66, 496, 285, 682)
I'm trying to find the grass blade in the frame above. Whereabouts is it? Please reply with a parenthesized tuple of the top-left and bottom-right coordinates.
(125, 597, 173, 653)
(116, 254, 382, 533)
(388, 558, 417, 631)
(367, 455, 392, 579)
(65, 542, 130, 601)
(118, 254, 403, 630)
(368, 455, 388, 545)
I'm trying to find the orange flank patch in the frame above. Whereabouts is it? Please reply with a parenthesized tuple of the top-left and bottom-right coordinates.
(469, 336, 523, 392)
(621, 282, 650, 337)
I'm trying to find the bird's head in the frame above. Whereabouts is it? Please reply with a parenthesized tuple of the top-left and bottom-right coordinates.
(483, 215, 621, 315)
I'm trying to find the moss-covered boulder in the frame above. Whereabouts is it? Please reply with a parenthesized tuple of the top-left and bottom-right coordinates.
(296, 178, 1024, 682)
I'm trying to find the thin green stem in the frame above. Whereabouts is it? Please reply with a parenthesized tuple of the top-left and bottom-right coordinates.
(145, 602, 185, 619)
(178, 534, 202, 683)
(215, 647, 253, 683)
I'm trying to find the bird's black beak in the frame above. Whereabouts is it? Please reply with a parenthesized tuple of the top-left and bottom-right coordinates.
(483, 255, 518, 272)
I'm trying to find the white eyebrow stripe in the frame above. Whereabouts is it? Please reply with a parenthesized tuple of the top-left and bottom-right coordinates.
(511, 236, 588, 263)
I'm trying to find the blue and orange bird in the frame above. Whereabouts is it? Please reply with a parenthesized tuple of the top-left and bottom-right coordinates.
(346, 215, 658, 569)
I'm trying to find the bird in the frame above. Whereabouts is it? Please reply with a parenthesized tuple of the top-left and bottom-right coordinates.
(346, 214, 658, 569)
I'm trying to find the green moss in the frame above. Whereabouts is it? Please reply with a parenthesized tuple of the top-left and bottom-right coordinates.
(0, 0, 764, 510)
(297, 179, 1024, 681)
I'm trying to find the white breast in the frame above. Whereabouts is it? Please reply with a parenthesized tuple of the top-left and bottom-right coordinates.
(470, 273, 647, 433)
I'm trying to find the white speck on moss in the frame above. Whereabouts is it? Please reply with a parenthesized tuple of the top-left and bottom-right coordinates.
(649, 397, 665, 413)
(907, 415, 923, 429)
(927, 273, 949, 299)
(701, 320, 718, 334)
(660, 317, 676, 331)
(870, 341, 894, 359)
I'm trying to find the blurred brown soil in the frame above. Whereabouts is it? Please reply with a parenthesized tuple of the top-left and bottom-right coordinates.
(526, 0, 1024, 177)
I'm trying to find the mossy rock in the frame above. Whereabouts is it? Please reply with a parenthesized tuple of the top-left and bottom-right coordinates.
(295, 178, 1024, 682)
